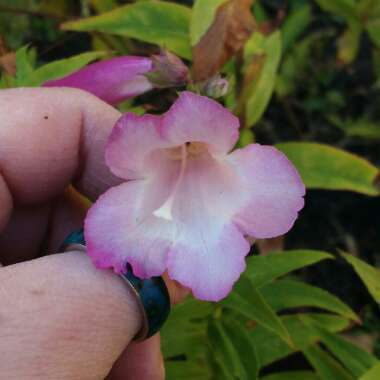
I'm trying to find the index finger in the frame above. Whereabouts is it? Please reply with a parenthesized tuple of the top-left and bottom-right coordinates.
(0, 87, 122, 209)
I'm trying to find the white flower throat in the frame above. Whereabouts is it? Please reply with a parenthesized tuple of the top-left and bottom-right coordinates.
(153, 142, 207, 221)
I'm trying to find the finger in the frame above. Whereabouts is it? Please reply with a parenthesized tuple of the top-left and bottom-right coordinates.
(0, 88, 121, 262)
(0, 202, 51, 265)
(107, 335, 164, 380)
(0, 87, 122, 206)
(0, 251, 143, 380)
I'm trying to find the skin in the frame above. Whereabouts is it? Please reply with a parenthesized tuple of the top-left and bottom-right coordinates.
(0, 87, 187, 379)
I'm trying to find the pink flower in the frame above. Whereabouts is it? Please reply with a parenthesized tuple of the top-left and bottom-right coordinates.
(43, 52, 189, 105)
(43, 56, 153, 105)
(84, 92, 305, 301)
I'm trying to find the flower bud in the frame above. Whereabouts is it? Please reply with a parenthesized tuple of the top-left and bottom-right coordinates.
(201, 75, 229, 98)
(145, 50, 189, 88)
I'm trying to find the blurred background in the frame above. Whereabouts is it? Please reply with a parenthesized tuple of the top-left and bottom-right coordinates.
(1, 0, 379, 379)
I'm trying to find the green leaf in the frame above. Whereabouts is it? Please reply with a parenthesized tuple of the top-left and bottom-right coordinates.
(162, 322, 206, 359)
(359, 363, 380, 380)
(260, 279, 359, 322)
(303, 344, 355, 380)
(222, 318, 259, 379)
(62, 1, 192, 59)
(190, 0, 227, 46)
(276, 142, 380, 196)
(165, 360, 211, 380)
(367, 20, 380, 48)
(281, 4, 312, 51)
(342, 253, 380, 304)
(314, 0, 358, 26)
(15, 46, 35, 86)
(208, 320, 246, 379)
(252, 313, 350, 367)
(168, 297, 214, 320)
(330, 116, 380, 139)
(222, 276, 292, 345)
(337, 26, 361, 64)
(315, 327, 379, 377)
(161, 298, 211, 359)
(245, 250, 333, 288)
(261, 371, 320, 380)
(245, 31, 282, 127)
(27, 51, 108, 87)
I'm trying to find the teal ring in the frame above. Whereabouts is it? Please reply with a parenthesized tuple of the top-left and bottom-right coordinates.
(61, 229, 171, 341)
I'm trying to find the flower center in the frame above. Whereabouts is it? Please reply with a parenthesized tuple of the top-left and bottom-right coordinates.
(165, 141, 208, 160)
(153, 142, 207, 221)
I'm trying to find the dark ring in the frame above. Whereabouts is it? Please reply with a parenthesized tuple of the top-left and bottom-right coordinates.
(60, 229, 171, 341)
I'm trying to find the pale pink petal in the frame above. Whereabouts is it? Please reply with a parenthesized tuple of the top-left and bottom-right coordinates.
(84, 177, 177, 277)
(162, 153, 250, 301)
(43, 56, 153, 105)
(106, 113, 168, 180)
(167, 223, 249, 301)
(228, 144, 305, 239)
(161, 91, 239, 154)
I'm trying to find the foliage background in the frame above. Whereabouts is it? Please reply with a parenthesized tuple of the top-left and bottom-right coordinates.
(1, 0, 379, 379)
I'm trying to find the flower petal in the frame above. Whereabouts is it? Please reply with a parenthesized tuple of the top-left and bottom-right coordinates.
(162, 91, 239, 154)
(85, 179, 177, 278)
(43, 56, 153, 105)
(167, 223, 249, 301)
(228, 144, 305, 238)
(165, 152, 249, 301)
(106, 113, 167, 180)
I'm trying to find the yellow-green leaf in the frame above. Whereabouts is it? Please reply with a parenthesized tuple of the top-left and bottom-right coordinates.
(359, 363, 380, 380)
(261, 279, 359, 322)
(261, 371, 319, 380)
(24, 51, 108, 87)
(190, 0, 227, 46)
(252, 313, 350, 367)
(246, 250, 333, 288)
(342, 253, 380, 304)
(62, 1, 192, 59)
(245, 31, 282, 126)
(276, 142, 380, 196)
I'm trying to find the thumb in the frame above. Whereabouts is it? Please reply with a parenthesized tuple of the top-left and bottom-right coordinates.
(0, 251, 143, 380)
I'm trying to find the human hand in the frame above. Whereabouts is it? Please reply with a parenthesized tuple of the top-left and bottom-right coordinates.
(0, 87, 184, 379)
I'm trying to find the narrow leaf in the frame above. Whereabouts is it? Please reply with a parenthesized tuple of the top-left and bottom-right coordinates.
(260, 279, 359, 322)
(303, 345, 355, 380)
(252, 313, 350, 367)
(165, 360, 211, 380)
(261, 371, 320, 380)
(246, 250, 333, 288)
(276, 142, 380, 196)
(342, 253, 380, 304)
(315, 327, 379, 377)
(208, 320, 246, 379)
(245, 31, 282, 126)
(359, 363, 380, 380)
(314, 0, 358, 26)
(15, 46, 34, 86)
(222, 317, 259, 379)
(62, 1, 192, 59)
(223, 276, 292, 345)
(281, 4, 312, 51)
(28, 51, 108, 87)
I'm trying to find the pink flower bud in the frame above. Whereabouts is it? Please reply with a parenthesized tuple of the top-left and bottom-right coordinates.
(145, 50, 189, 88)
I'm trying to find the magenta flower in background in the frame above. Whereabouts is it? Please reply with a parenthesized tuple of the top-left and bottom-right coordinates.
(84, 91, 305, 301)
(43, 56, 153, 105)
